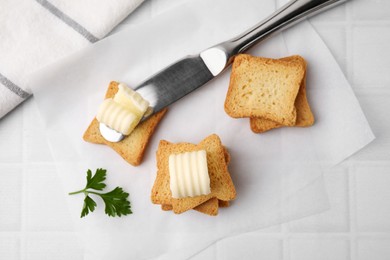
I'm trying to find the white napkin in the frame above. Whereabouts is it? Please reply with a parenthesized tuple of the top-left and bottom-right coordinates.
(28, 0, 374, 259)
(0, 0, 144, 118)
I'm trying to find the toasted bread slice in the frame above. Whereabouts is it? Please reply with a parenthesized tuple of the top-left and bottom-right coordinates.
(161, 204, 173, 211)
(192, 197, 219, 216)
(159, 147, 231, 215)
(151, 134, 236, 214)
(161, 197, 229, 215)
(218, 200, 230, 208)
(224, 54, 305, 126)
(250, 56, 314, 133)
(161, 197, 219, 216)
(83, 81, 167, 166)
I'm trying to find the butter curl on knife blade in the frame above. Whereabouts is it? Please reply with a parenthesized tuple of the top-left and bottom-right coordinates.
(100, 0, 347, 142)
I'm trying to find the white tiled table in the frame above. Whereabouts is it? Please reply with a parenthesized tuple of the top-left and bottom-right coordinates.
(1, 0, 389, 259)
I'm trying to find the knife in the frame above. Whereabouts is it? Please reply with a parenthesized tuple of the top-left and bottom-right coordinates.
(100, 0, 347, 142)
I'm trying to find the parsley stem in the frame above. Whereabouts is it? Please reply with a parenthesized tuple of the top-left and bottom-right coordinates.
(68, 189, 86, 195)
(68, 190, 103, 196)
(87, 191, 104, 196)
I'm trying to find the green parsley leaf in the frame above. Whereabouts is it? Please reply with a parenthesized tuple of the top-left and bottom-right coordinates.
(81, 195, 97, 218)
(85, 168, 106, 191)
(100, 187, 132, 217)
(69, 168, 132, 218)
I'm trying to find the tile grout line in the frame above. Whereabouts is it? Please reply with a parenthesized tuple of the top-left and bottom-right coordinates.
(345, 3, 358, 260)
(348, 162, 358, 260)
(278, 0, 289, 251)
(345, 0, 354, 87)
(282, 223, 290, 260)
(20, 106, 27, 260)
(278, 4, 290, 260)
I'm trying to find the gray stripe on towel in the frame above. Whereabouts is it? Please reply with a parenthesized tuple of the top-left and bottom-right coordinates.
(35, 0, 99, 43)
(0, 73, 31, 99)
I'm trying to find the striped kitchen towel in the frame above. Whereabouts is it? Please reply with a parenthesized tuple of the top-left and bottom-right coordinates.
(0, 0, 144, 118)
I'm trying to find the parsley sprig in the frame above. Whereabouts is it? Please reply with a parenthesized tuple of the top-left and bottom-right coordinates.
(69, 168, 132, 218)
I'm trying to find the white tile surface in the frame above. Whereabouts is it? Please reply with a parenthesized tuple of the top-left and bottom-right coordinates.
(355, 163, 390, 232)
(0, 165, 22, 231)
(0, 106, 23, 163)
(352, 26, 390, 86)
(289, 167, 349, 233)
(357, 238, 390, 260)
(289, 238, 350, 260)
(22, 99, 53, 163)
(217, 235, 282, 260)
(25, 164, 74, 232)
(24, 233, 83, 260)
(1, 0, 390, 259)
(352, 0, 390, 20)
(0, 234, 20, 260)
(351, 89, 390, 161)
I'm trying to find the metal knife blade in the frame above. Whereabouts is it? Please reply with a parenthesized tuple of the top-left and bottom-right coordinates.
(134, 55, 215, 114)
(99, 54, 220, 142)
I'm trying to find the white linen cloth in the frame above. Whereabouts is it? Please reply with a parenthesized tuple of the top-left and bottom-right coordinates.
(28, 0, 375, 259)
(0, 0, 144, 118)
